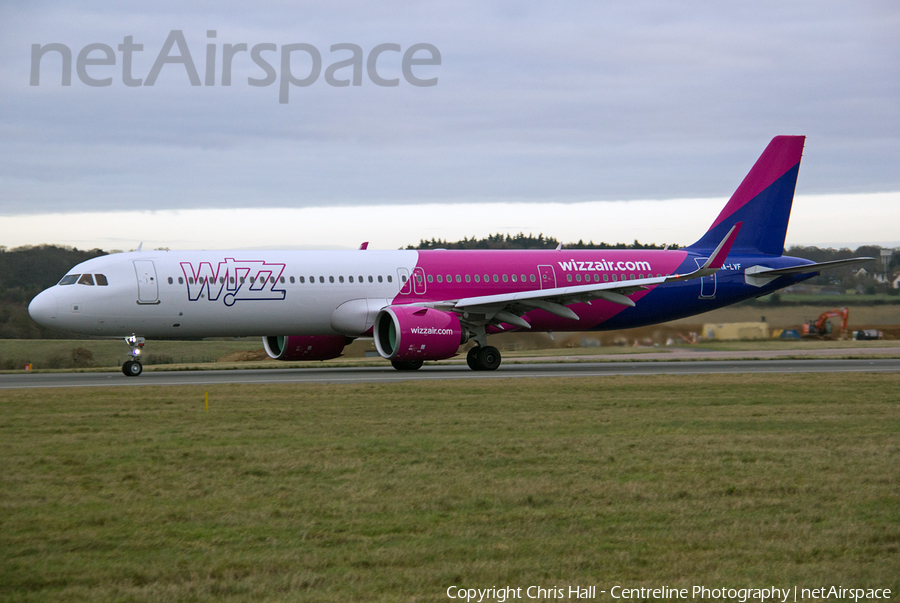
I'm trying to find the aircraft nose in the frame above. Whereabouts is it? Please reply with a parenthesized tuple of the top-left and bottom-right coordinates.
(28, 289, 58, 327)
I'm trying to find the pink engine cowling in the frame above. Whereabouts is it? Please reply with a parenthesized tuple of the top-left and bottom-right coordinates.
(374, 306, 467, 361)
(263, 335, 348, 361)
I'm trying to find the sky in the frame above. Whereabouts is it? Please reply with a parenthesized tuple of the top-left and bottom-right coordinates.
(1, 0, 898, 251)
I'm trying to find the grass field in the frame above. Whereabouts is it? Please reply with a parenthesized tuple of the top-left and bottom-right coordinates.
(3, 335, 900, 374)
(0, 339, 265, 371)
(1, 374, 898, 602)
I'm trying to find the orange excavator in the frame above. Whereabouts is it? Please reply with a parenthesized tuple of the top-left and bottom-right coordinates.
(802, 308, 849, 338)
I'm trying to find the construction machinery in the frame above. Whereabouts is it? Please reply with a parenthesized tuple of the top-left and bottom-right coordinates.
(802, 308, 849, 338)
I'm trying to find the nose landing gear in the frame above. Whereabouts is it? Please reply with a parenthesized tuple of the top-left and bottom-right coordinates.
(122, 335, 145, 377)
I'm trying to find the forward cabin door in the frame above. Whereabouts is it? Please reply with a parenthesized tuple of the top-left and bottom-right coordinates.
(134, 260, 160, 304)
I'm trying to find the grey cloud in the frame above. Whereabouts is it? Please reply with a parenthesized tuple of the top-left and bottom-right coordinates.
(1, 0, 898, 215)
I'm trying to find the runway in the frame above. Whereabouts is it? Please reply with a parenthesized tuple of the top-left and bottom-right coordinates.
(2, 358, 899, 389)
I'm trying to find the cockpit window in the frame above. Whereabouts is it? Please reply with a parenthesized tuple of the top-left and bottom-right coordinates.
(95, 274, 108, 286)
(77, 274, 95, 286)
(59, 274, 79, 286)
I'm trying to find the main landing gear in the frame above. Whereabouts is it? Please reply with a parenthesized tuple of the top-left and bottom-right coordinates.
(466, 345, 501, 371)
(391, 359, 424, 371)
(122, 335, 145, 377)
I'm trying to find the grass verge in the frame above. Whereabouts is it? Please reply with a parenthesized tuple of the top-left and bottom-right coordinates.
(1, 374, 898, 602)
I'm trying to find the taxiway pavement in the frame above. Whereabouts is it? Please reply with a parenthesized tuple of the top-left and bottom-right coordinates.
(2, 358, 899, 389)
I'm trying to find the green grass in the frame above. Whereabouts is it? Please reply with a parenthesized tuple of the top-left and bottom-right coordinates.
(1, 375, 898, 602)
(3, 338, 900, 374)
(0, 339, 264, 370)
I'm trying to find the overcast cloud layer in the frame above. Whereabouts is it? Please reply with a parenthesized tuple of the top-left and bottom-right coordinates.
(1, 0, 898, 218)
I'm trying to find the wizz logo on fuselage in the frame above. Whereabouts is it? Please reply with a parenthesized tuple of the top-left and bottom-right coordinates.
(180, 259, 286, 306)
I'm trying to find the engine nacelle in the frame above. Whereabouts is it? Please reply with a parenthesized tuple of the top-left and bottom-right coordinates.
(374, 306, 467, 361)
(263, 335, 348, 361)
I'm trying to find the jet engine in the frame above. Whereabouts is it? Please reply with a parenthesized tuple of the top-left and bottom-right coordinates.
(263, 335, 349, 361)
(374, 306, 468, 361)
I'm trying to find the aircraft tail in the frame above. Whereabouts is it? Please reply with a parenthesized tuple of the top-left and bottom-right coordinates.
(688, 135, 805, 256)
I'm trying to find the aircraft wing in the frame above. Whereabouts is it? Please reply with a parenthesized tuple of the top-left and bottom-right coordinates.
(419, 224, 742, 329)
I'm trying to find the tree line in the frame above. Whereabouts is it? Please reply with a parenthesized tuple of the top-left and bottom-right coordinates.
(0, 245, 106, 339)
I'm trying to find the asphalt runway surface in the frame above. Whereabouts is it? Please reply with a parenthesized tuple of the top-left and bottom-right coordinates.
(2, 358, 899, 389)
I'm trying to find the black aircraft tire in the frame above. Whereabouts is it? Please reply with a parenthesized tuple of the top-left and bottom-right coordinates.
(477, 346, 501, 371)
(466, 347, 481, 370)
(123, 361, 143, 377)
(391, 359, 424, 371)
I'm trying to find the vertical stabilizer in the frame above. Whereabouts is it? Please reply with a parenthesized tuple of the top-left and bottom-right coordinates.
(689, 136, 805, 256)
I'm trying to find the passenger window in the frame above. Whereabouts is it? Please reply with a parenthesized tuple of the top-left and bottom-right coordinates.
(319, 276, 324, 283)
(290, 276, 295, 283)
(329, 276, 335, 283)
(358, 275, 363, 282)
(179, 277, 184, 284)
(502, 274, 508, 283)
(530, 274, 536, 283)
(437, 275, 443, 283)
(576, 274, 582, 282)
(566, 274, 573, 282)
(465, 274, 471, 283)
(456, 275, 461, 283)
(401, 275, 407, 283)
(604, 274, 609, 282)
(349, 276, 354, 283)
(339, 276, 344, 283)
(474, 274, 480, 283)
(280, 277, 285, 283)
(368, 276, 373, 283)
(492, 274, 499, 283)
(484, 274, 489, 282)
(427, 275, 433, 283)
(378, 275, 383, 283)
(167, 277, 173, 285)
(387, 275, 392, 283)
(511, 274, 517, 283)
(58, 274, 79, 286)
(95, 274, 108, 286)
(220, 277, 226, 284)
(521, 274, 526, 282)
(229, 277, 234, 284)
(78, 274, 95, 286)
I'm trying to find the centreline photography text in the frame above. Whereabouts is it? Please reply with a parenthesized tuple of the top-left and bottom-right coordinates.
(445, 584, 893, 602)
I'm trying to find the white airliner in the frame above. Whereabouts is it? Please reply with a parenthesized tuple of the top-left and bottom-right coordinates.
(28, 136, 871, 376)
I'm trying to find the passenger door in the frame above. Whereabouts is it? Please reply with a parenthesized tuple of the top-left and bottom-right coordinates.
(134, 260, 159, 304)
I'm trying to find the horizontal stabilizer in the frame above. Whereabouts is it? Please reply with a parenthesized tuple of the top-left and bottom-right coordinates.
(745, 257, 874, 287)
